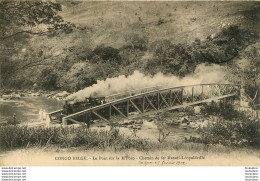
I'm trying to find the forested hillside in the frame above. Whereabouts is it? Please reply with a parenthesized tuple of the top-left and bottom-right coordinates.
(0, 1, 259, 105)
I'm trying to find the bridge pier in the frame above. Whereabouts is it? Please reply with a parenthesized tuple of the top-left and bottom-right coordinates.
(239, 85, 247, 107)
(181, 88, 184, 104)
(62, 118, 68, 126)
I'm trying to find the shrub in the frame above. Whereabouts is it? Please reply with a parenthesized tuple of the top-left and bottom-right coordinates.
(37, 68, 58, 90)
(201, 102, 249, 121)
(154, 111, 171, 143)
(0, 125, 150, 151)
(189, 118, 259, 147)
(89, 45, 122, 64)
(157, 17, 166, 26)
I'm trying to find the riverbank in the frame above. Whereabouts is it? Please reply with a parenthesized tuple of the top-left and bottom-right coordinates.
(0, 121, 259, 166)
(0, 89, 71, 101)
(0, 95, 64, 124)
(0, 93, 259, 166)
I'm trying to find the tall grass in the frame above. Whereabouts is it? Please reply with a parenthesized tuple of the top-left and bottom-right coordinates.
(0, 126, 150, 151)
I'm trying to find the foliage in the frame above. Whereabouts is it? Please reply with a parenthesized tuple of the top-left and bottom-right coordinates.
(144, 25, 257, 78)
(123, 33, 148, 51)
(0, 1, 74, 89)
(89, 61, 120, 80)
(227, 43, 260, 109)
(199, 25, 258, 63)
(154, 111, 171, 143)
(58, 62, 96, 92)
(0, 2, 73, 38)
(6, 115, 20, 125)
(145, 40, 197, 76)
(1, 1, 258, 95)
(201, 102, 249, 121)
(0, 125, 150, 151)
(88, 45, 122, 64)
(119, 46, 145, 67)
(36, 67, 58, 90)
(190, 118, 259, 147)
(191, 104, 259, 147)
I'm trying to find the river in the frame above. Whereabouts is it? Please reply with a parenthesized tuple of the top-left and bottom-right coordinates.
(0, 96, 64, 123)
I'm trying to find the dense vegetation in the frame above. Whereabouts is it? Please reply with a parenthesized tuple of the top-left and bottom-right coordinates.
(189, 103, 260, 147)
(0, 2, 259, 106)
(1, 104, 258, 151)
(0, 126, 149, 151)
(196, 118, 259, 147)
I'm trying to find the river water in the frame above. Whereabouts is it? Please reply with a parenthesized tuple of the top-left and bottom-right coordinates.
(0, 95, 201, 144)
(0, 96, 64, 123)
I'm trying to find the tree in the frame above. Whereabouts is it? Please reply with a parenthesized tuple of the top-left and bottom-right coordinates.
(0, 2, 73, 40)
(0, 1, 74, 89)
(228, 43, 260, 109)
(146, 40, 197, 76)
(88, 45, 122, 64)
(59, 62, 96, 92)
(123, 33, 148, 51)
(37, 67, 58, 90)
(89, 61, 120, 81)
(155, 111, 171, 143)
(199, 25, 258, 64)
(148, 39, 172, 66)
(119, 45, 145, 65)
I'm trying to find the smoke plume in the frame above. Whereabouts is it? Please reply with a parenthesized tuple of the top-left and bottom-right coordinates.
(67, 63, 228, 102)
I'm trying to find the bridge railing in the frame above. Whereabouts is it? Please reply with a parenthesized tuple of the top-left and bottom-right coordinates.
(105, 85, 165, 102)
(62, 83, 240, 125)
(47, 109, 63, 122)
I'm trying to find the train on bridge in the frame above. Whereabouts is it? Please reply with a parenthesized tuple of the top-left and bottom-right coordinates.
(62, 97, 105, 115)
(49, 86, 165, 124)
(47, 83, 240, 126)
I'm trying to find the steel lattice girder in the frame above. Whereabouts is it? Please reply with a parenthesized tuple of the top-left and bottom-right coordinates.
(61, 83, 239, 125)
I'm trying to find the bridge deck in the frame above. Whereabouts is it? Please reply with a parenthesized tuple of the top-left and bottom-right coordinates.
(128, 94, 236, 119)
(59, 83, 239, 125)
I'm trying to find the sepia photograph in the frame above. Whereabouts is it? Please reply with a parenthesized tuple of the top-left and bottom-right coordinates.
(0, 1, 259, 166)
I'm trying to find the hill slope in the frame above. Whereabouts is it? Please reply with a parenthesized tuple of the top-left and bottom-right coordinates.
(61, 1, 259, 48)
(1, 1, 259, 93)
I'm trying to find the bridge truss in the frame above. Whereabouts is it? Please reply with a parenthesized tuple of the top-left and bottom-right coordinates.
(60, 83, 240, 125)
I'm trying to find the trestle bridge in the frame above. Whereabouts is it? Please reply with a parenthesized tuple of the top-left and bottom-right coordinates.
(48, 83, 240, 126)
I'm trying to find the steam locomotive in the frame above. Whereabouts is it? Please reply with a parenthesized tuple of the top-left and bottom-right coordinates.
(53, 86, 166, 124)
(62, 97, 106, 115)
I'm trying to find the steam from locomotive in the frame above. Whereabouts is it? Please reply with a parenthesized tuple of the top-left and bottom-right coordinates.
(56, 63, 228, 122)
(67, 63, 228, 102)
